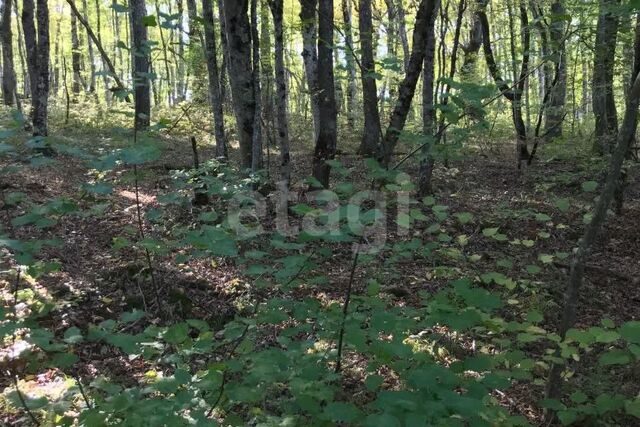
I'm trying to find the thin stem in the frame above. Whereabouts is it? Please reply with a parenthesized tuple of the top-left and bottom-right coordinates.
(335, 250, 360, 373)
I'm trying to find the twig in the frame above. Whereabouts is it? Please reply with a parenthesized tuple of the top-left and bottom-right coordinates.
(72, 373, 93, 410)
(335, 250, 360, 373)
(10, 371, 40, 426)
(131, 128, 163, 315)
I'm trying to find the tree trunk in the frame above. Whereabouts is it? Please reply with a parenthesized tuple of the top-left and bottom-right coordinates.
(222, 0, 255, 169)
(70, 12, 82, 94)
(1, 0, 17, 105)
(130, 0, 151, 129)
(81, 0, 96, 93)
(250, 0, 262, 171)
(395, 0, 410, 73)
(202, 0, 227, 158)
(22, 0, 49, 137)
(380, 0, 440, 167)
(358, 0, 382, 156)
(14, 0, 28, 97)
(546, 59, 640, 409)
(416, 0, 439, 195)
(419, 0, 464, 195)
(269, 0, 291, 184)
(342, 0, 357, 130)
(260, 0, 275, 146)
(175, 0, 185, 102)
(477, 1, 530, 165)
(299, 0, 320, 145)
(592, 0, 619, 154)
(460, 9, 481, 80)
(312, 0, 337, 187)
(545, 0, 567, 138)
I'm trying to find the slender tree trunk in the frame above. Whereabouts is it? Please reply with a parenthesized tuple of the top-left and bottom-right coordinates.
(546, 63, 640, 410)
(1, 0, 17, 105)
(477, 0, 530, 166)
(419, 0, 465, 195)
(269, 0, 291, 183)
(380, 0, 440, 167)
(416, 0, 440, 195)
(130, 0, 151, 129)
(545, 0, 567, 138)
(592, 0, 620, 154)
(22, 0, 49, 137)
(460, 9, 482, 80)
(82, 0, 96, 93)
(14, 0, 28, 97)
(396, 0, 410, 73)
(51, 4, 62, 95)
(260, 0, 275, 148)
(312, 0, 337, 187)
(95, 0, 110, 103)
(342, 0, 357, 129)
(66, 0, 129, 100)
(175, 0, 185, 102)
(222, 0, 255, 169)
(299, 0, 320, 145)
(70, 13, 82, 95)
(202, 0, 227, 158)
(217, 0, 230, 110)
(250, 0, 263, 171)
(358, 0, 382, 156)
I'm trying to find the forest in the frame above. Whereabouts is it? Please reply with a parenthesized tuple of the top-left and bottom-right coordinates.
(0, 0, 639, 424)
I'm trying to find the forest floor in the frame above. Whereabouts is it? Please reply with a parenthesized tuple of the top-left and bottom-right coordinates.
(1, 119, 640, 425)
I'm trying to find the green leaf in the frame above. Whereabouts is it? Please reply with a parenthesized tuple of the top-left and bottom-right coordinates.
(142, 15, 157, 26)
(482, 227, 499, 237)
(620, 321, 640, 344)
(599, 349, 632, 366)
(63, 327, 84, 344)
(625, 399, 640, 418)
(554, 198, 571, 212)
(164, 323, 189, 345)
(454, 212, 474, 224)
(582, 181, 598, 192)
(324, 402, 361, 423)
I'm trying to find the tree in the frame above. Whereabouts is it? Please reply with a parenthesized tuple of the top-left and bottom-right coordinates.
(299, 0, 319, 145)
(341, 0, 357, 130)
(222, 0, 255, 170)
(460, 6, 482, 80)
(477, 0, 531, 166)
(379, 0, 440, 167)
(545, 0, 567, 138)
(269, 0, 291, 184)
(358, 0, 382, 156)
(130, 0, 151, 129)
(202, 0, 227, 158)
(592, 0, 619, 154)
(70, 11, 82, 94)
(1, 0, 17, 105)
(22, 0, 50, 137)
(312, 0, 337, 187)
(250, 0, 262, 171)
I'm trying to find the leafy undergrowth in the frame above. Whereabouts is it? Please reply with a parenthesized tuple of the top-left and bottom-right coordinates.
(1, 115, 640, 426)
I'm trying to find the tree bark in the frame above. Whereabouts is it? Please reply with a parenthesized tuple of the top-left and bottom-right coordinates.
(70, 12, 82, 94)
(202, 0, 227, 158)
(269, 0, 291, 184)
(66, 0, 129, 100)
(312, 0, 337, 187)
(545, 0, 567, 138)
(14, 0, 28, 97)
(222, 0, 255, 169)
(130, 0, 151, 129)
(477, 0, 530, 165)
(419, 0, 465, 195)
(460, 9, 482, 80)
(250, 0, 262, 171)
(358, 0, 382, 156)
(592, 0, 619, 154)
(380, 0, 439, 167)
(395, 0, 410, 73)
(82, 0, 96, 93)
(299, 0, 320, 145)
(1, 0, 17, 105)
(22, 0, 49, 137)
(342, 0, 357, 130)
(546, 60, 640, 409)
